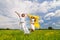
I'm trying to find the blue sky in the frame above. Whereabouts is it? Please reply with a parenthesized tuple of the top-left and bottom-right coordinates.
(0, 0, 60, 29)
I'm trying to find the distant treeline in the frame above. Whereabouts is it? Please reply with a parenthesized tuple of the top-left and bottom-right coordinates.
(0, 26, 53, 30)
(0, 28, 18, 30)
(0, 28, 60, 30)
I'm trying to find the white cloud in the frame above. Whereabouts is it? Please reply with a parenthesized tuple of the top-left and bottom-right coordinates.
(44, 12, 55, 20)
(49, 0, 56, 8)
(45, 12, 55, 17)
(52, 22, 56, 25)
(39, 20, 44, 23)
(44, 9, 60, 20)
(38, 0, 57, 13)
(55, 10, 60, 17)
(0, 14, 19, 29)
(0, 15, 11, 22)
(0, 15, 19, 29)
(53, 22, 60, 27)
(39, 1, 49, 13)
(56, 0, 60, 6)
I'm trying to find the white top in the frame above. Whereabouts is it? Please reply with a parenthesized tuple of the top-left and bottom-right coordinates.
(20, 17, 25, 22)
(31, 19, 34, 23)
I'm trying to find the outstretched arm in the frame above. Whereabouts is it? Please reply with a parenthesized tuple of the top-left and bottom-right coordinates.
(15, 11, 20, 17)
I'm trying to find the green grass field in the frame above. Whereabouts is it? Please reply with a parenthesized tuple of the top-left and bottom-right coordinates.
(0, 30, 60, 40)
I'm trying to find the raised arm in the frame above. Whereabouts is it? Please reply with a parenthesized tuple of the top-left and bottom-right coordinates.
(15, 11, 20, 17)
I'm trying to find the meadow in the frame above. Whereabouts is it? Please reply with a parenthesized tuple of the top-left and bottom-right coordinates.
(0, 29, 60, 40)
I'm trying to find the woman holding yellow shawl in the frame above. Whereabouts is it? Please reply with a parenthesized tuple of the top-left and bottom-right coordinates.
(30, 17, 35, 31)
(28, 14, 40, 31)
